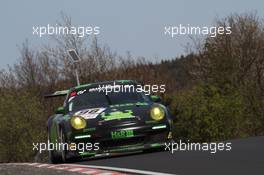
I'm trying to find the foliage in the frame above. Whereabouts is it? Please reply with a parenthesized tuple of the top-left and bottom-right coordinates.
(168, 84, 249, 142)
(0, 90, 46, 162)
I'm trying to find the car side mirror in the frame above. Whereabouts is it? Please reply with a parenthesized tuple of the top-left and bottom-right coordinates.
(150, 95, 162, 103)
(56, 106, 65, 114)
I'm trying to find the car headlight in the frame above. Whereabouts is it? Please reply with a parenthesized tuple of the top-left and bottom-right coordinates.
(150, 106, 165, 121)
(70, 116, 86, 130)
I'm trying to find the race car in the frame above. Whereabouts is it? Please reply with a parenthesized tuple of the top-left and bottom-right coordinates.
(46, 80, 173, 163)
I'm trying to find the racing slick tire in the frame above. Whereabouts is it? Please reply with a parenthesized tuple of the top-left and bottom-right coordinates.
(48, 128, 63, 164)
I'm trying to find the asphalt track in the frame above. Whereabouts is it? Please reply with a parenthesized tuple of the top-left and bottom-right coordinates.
(76, 136, 264, 175)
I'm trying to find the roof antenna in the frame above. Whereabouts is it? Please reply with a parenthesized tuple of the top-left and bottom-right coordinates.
(68, 49, 81, 86)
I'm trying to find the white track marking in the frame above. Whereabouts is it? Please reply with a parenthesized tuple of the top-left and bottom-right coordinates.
(82, 170, 97, 174)
(46, 165, 60, 168)
(65, 164, 177, 175)
(54, 167, 68, 170)
(36, 164, 49, 167)
(99, 173, 116, 175)
(67, 167, 85, 172)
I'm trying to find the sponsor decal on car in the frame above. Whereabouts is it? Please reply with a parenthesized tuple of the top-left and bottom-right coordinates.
(111, 130, 134, 139)
(74, 108, 106, 119)
(101, 110, 135, 121)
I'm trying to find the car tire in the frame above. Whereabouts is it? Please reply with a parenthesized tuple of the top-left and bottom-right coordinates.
(48, 128, 63, 164)
(59, 127, 67, 162)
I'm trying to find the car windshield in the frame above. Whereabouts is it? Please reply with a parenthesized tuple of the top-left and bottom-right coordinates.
(67, 90, 147, 112)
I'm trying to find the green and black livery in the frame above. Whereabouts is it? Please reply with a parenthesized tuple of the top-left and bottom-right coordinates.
(46, 80, 173, 163)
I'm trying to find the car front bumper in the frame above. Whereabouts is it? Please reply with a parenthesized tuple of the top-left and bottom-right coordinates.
(65, 122, 171, 158)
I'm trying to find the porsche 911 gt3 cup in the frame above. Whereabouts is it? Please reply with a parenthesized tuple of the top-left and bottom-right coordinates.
(46, 80, 173, 163)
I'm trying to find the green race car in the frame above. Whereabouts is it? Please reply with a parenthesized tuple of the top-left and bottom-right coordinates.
(46, 80, 173, 163)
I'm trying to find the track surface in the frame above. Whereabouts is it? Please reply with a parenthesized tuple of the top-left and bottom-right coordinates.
(76, 136, 264, 175)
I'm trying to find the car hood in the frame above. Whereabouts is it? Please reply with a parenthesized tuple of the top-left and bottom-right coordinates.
(68, 102, 155, 127)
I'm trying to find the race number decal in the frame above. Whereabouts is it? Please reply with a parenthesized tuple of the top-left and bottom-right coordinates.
(74, 108, 106, 119)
